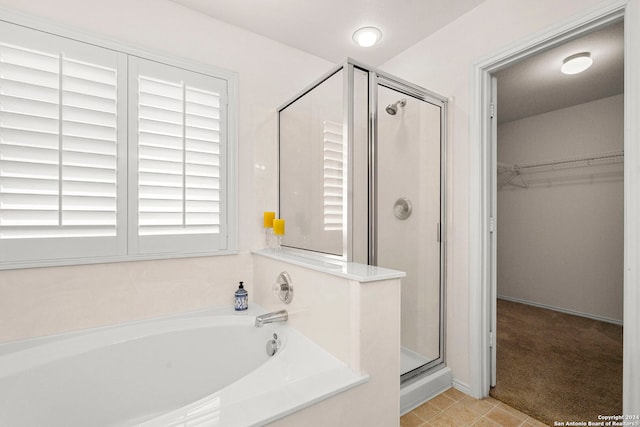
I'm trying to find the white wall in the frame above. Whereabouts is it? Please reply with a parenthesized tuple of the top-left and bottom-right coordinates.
(497, 95, 624, 323)
(379, 0, 612, 389)
(0, 0, 333, 343)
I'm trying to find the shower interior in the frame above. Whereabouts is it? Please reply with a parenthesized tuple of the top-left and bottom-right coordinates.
(277, 59, 447, 407)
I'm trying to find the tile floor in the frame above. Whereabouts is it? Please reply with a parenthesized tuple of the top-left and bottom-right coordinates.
(400, 388, 547, 427)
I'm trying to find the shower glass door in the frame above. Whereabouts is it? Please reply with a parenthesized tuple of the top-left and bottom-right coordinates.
(375, 83, 443, 377)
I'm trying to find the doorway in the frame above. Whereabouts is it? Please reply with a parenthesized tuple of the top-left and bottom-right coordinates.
(469, 0, 640, 416)
(489, 21, 624, 422)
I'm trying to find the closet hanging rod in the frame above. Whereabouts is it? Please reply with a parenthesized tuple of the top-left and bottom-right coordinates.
(499, 149, 624, 173)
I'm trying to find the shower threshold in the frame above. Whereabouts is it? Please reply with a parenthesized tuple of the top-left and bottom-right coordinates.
(401, 346, 432, 375)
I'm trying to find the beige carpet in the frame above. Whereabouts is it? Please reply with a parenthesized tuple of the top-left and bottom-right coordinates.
(490, 299, 623, 425)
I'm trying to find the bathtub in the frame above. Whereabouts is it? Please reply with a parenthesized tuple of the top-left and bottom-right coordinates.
(0, 306, 367, 427)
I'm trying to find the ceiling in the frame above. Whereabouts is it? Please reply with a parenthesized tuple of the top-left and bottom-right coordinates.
(495, 20, 624, 124)
(169, 0, 486, 66)
(169, 1, 623, 123)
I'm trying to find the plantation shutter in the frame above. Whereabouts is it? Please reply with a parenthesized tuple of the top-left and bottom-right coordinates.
(129, 57, 227, 255)
(322, 120, 343, 231)
(0, 22, 126, 264)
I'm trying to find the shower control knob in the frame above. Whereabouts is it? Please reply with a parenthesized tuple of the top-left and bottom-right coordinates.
(393, 197, 412, 220)
(273, 271, 294, 304)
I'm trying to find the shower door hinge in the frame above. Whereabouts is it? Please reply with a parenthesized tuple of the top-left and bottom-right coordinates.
(489, 217, 495, 233)
(490, 102, 496, 119)
(489, 331, 495, 347)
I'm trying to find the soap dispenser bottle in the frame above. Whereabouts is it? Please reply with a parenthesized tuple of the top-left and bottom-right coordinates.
(234, 281, 248, 311)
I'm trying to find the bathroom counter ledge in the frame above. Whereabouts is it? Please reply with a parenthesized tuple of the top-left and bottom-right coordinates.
(253, 248, 406, 282)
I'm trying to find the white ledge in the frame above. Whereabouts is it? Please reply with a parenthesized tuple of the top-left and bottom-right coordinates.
(253, 248, 405, 283)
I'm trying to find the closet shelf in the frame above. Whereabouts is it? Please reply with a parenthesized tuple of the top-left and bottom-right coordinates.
(498, 149, 624, 189)
(498, 149, 624, 174)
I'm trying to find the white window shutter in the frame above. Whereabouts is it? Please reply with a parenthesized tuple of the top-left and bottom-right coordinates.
(0, 20, 235, 268)
(0, 22, 126, 265)
(323, 120, 343, 231)
(0, 44, 61, 235)
(130, 58, 227, 255)
(61, 56, 118, 232)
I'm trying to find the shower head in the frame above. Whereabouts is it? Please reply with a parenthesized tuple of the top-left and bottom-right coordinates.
(385, 98, 407, 115)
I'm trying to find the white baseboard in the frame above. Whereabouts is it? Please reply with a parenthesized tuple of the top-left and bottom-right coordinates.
(497, 295, 623, 326)
(452, 378, 473, 397)
(400, 366, 452, 415)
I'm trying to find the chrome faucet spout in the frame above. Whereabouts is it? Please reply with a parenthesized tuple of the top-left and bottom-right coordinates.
(255, 309, 288, 327)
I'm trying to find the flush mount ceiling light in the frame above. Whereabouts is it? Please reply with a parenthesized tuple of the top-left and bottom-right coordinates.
(352, 27, 382, 48)
(561, 52, 593, 75)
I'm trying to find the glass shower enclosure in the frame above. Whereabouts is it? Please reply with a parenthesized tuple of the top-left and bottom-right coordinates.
(278, 59, 446, 385)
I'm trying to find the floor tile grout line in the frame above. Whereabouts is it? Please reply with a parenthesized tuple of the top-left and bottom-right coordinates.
(404, 392, 544, 427)
(408, 403, 444, 423)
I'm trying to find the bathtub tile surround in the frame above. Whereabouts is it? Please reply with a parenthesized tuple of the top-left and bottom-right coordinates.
(0, 253, 253, 343)
(253, 249, 403, 426)
(253, 254, 351, 363)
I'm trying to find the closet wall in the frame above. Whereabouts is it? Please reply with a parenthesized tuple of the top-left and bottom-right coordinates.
(497, 94, 623, 323)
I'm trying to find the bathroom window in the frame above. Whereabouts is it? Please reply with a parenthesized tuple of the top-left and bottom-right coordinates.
(0, 20, 237, 269)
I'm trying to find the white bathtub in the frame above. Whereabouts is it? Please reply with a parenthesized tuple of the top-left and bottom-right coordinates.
(0, 307, 367, 427)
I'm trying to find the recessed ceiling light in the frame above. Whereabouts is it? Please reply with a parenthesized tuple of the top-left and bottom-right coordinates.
(561, 52, 593, 75)
(352, 27, 382, 48)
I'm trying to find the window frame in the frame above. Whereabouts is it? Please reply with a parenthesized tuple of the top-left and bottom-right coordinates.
(0, 10, 238, 270)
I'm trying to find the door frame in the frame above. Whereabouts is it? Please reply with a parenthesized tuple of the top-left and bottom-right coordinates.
(468, 0, 640, 414)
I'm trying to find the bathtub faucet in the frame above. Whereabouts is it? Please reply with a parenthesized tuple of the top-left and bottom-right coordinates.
(255, 309, 288, 327)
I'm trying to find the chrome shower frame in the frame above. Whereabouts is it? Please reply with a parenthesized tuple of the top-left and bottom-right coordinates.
(277, 58, 448, 382)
